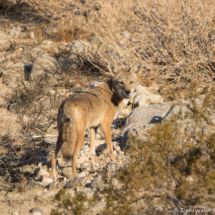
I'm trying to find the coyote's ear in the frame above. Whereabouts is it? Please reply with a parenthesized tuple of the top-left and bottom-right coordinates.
(108, 61, 119, 76)
(130, 60, 143, 75)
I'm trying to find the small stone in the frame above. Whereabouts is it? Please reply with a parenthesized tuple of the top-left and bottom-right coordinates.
(78, 172, 86, 178)
(114, 145, 121, 152)
(22, 165, 32, 175)
(90, 81, 104, 89)
(91, 176, 103, 190)
(30, 207, 43, 215)
(2, 63, 25, 86)
(34, 168, 49, 176)
(26, 179, 46, 191)
(31, 55, 59, 83)
(62, 167, 73, 179)
(70, 40, 90, 54)
(42, 191, 57, 199)
(96, 143, 108, 154)
(76, 154, 89, 169)
(38, 162, 42, 168)
(48, 182, 55, 191)
(105, 162, 121, 177)
(81, 162, 89, 169)
(42, 177, 53, 186)
(64, 177, 86, 189)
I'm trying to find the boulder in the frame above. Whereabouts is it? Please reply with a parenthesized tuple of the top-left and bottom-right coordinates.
(88, 35, 102, 49)
(70, 40, 90, 55)
(69, 40, 91, 64)
(2, 63, 25, 86)
(96, 143, 107, 154)
(0, 30, 10, 51)
(64, 177, 86, 189)
(120, 101, 215, 152)
(0, 84, 13, 106)
(91, 176, 103, 190)
(62, 167, 73, 179)
(133, 94, 164, 107)
(25, 178, 46, 191)
(120, 102, 173, 151)
(31, 55, 59, 84)
(105, 162, 121, 177)
(29, 207, 43, 215)
(76, 154, 89, 169)
(128, 85, 163, 107)
(40, 40, 59, 55)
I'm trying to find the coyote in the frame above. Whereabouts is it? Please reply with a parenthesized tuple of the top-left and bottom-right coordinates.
(49, 61, 143, 179)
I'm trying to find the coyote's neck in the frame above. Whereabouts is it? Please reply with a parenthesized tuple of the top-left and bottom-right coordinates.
(106, 79, 123, 106)
(93, 79, 123, 106)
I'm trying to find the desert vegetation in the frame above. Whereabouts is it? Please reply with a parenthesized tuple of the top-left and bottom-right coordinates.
(0, 0, 215, 214)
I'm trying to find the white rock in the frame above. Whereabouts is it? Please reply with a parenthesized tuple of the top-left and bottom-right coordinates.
(81, 145, 90, 153)
(127, 85, 164, 107)
(31, 47, 44, 59)
(40, 40, 59, 54)
(0, 30, 11, 51)
(76, 154, 89, 169)
(37, 169, 49, 176)
(70, 40, 90, 54)
(90, 81, 104, 89)
(2, 63, 25, 86)
(133, 94, 164, 107)
(31, 55, 60, 85)
(134, 85, 152, 95)
(78, 172, 86, 178)
(118, 107, 131, 117)
(32, 212, 43, 215)
(114, 146, 121, 152)
(42, 191, 56, 199)
(42, 177, 53, 186)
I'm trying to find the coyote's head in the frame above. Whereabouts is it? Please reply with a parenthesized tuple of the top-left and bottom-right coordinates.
(108, 61, 143, 100)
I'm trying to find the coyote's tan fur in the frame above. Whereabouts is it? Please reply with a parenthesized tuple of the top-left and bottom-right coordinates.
(49, 61, 143, 179)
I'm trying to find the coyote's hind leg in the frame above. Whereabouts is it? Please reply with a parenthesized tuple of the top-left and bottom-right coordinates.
(50, 134, 63, 178)
(89, 127, 96, 173)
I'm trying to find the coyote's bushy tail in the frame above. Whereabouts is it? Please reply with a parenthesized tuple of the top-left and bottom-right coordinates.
(61, 113, 77, 161)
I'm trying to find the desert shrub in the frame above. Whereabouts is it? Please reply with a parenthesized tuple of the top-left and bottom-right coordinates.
(6, 79, 62, 135)
(98, 86, 215, 214)
(51, 189, 90, 215)
(13, 0, 215, 85)
(0, 108, 22, 141)
(4, 0, 215, 85)
(0, 78, 63, 182)
(0, 108, 24, 182)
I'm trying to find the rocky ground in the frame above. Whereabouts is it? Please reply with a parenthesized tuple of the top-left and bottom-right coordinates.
(1, 8, 215, 215)
(0, 12, 165, 215)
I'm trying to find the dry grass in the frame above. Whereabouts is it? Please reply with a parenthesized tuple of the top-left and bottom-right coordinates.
(49, 24, 87, 43)
(0, 108, 21, 142)
(0, 108, 23, 183)
(14, 0, 215, 85)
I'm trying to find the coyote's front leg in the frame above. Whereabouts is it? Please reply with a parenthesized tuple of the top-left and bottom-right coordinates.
(102, 119, 117, 162)
(90, 127, 96, 172)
